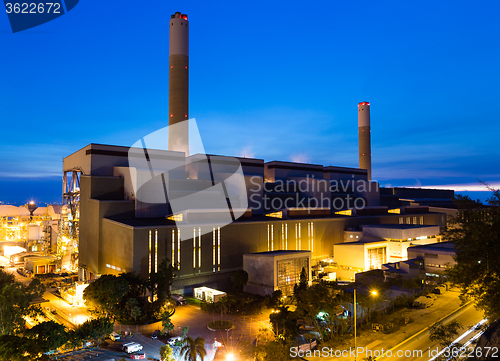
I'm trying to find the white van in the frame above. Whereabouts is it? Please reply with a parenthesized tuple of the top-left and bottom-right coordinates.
(109, 332, 120, 341)
(124, 343, 143, 354)
(122, 342, 136, 351)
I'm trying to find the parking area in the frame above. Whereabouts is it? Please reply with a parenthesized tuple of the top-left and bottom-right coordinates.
(55, 334, 164, 361)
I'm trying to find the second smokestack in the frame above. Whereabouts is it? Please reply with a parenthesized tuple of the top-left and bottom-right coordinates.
(358, 101, 372, 182)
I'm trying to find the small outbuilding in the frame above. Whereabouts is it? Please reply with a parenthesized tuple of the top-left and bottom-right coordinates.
(194, 286, 227, 303)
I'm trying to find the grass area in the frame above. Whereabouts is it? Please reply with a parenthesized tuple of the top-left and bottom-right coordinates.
(208, 320, 234, 331)
(185, 297, 202, 306)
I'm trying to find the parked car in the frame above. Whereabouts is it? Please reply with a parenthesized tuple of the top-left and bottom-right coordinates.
(129, 352, 146, 360)
(109, 331, 121, 341)
(171, 294, 186, 306)
(151, 330, 160, 340)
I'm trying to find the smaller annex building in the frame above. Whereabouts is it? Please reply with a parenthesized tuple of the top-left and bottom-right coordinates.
(335, 224, 441, 273)
(243, 250, 311, 297)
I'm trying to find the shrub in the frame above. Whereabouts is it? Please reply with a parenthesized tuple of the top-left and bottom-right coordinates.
(208, 321, 233, 330)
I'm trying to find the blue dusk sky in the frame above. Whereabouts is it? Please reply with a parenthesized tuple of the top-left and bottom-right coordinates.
(0, 0, 499, 205)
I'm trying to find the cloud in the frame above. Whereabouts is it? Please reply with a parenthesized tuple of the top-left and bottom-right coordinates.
(238, 145, 255, 159)
(290, 153, 310, 164)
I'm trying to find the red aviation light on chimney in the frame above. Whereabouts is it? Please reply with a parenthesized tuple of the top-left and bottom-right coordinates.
(358, 101, 370, 106)
(182, 14, 188, 20)
(170, 114, 173, 117)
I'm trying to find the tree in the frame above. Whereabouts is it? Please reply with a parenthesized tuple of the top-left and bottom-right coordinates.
(83, 275, 129, 318)
(149, 259, 175, 303)
(0, 269, 45, 336)
(293, 267, 308, 300)
(160, 344, 175, 361)
(429, 321, 463, 360)
(255, 328, 293, 361)
(0, 335, 42, 361)
(125, 298, 142, 321)
(268, 289, 283, 309)
(444, 188, 500, 319)
(25, 321, 68, 353)
(231, 270, 249, 292)
(155, 302, 175, 335)
(77, 317, 114, 346)
(180, 336, 207, 361)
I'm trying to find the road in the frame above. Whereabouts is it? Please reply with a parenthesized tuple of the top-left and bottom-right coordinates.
(374, 303, 484, 361)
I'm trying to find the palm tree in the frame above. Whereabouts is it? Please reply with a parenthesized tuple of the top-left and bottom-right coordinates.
(180, 336, 207, 361)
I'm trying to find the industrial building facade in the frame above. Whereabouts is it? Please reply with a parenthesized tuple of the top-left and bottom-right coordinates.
(64, 144, 446, 291)
(62, 11, 450, 294)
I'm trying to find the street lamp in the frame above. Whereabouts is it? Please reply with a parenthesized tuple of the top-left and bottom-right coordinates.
(353, 289, 357, 361)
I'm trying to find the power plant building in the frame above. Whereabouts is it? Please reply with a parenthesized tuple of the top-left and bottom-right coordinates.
(63, 12, 449, 293)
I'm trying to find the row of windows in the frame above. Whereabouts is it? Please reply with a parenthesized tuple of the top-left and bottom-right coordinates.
(148, 227, 221, 274)
(426, 263, 447, 268)
(399, 216, 424, 225)
(267, 222, 314, 252)
(106, 264, 123, 272)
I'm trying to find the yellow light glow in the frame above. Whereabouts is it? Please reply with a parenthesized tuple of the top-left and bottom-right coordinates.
(226, 353, 235, 361)
(335, 209, 352, 216)
(265, 211, 282, 219)
(167, 213, 183, 222)
(388, 208, 401, 214)
(371, 291, 378, 296)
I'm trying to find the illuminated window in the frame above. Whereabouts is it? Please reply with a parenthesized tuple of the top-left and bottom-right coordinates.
(406, 217, 411, 224)
(193, 228, 196, 268)
(311, 222, 314, 253)
(217, 227, 221, 271)
(149, 230, 152, 274)
(167, 213, 183, 222)
(172, 229, 175, 265)
(399, 217, 403, 224)
(413, 216, 417, 225)
(267, 224, 270, 251)
(335, 209, 352, 216)
(271, 225, 274, 251)
(213, 227, 216, 271)
(308, 223, 311, 250)
(198, 227, 202, 268)
(155, 229, 158, 273)
(177, 229, 181, 270)
(265, 211, 282, 218)
(420, 216, 424, 225)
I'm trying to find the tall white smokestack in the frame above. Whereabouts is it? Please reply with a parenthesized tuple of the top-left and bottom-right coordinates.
(358, 101, 372, 182)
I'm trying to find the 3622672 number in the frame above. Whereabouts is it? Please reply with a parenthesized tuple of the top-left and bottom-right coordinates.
(5, 3, 61, 14)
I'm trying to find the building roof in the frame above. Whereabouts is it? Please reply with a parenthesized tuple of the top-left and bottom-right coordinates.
(408, 241, 455, 252)
(244, 250, 311, 257)
(362, 224, 437, 230)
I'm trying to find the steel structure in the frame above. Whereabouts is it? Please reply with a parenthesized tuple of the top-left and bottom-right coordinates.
(62, 169, 82, 240)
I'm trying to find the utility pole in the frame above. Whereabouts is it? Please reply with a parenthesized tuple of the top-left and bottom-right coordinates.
(354, 289, 357, 361)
